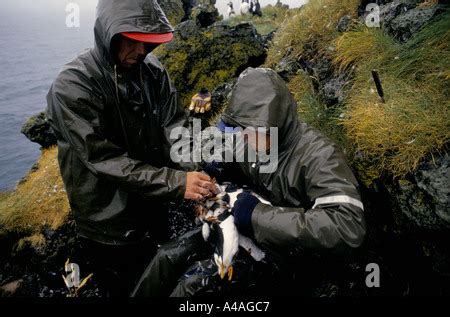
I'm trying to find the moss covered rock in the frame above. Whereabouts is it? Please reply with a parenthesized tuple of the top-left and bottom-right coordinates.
(158, 0, 185, 26)
(191, 0, 221, 28)
(20, 112, 56, 149)
(156, 20, 267, 108)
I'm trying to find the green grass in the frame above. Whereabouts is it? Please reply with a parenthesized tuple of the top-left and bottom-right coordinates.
(265, 0, 360, 67)
(270, 1, 449, 179)
(0, 146, 69, 239)
(340, 11, 450, 177)
(226, 5, 292, 35)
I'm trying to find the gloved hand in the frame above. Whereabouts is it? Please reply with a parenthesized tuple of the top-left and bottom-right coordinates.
(189, 92, 211, 114)
(232, 192, 260, 237)
(203, 161, 224, 181)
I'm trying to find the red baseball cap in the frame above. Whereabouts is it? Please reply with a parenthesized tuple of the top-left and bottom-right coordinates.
(121, 32, 174, 44)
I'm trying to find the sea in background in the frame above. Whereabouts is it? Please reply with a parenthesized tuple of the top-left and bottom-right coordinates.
(0, 1, 96, 190)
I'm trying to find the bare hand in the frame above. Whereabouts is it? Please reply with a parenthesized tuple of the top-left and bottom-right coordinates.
(184, 172, 217, 201)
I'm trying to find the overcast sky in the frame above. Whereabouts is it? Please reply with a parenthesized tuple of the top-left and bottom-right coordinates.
(3, 0, 308, 20)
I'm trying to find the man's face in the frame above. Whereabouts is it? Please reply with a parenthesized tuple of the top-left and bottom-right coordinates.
(116, 35, 158, 69)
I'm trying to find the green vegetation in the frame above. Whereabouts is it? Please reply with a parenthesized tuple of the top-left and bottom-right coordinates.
(155, 22, 266, 108)
(265, 0, 360, 67)
(269, 0, 449, 179)
(0, 146, 69, 243)
(226, 5, 293, 35)
(339, 12, 450, 177)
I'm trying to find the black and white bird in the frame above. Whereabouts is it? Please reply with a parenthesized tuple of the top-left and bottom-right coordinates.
(195, 183, 268, 281)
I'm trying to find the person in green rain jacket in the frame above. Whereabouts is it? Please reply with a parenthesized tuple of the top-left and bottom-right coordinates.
(46, 0, 216, 296)
(132, 67, 366, 296)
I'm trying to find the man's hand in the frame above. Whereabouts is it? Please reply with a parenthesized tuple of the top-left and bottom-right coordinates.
(184, 172, 217, 201)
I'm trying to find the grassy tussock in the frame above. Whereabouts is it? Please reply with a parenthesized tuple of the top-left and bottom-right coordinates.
(0, 146, 69, 238)
(333, 26, 398, 72)
(343, 75, 449, 176)
(274, 0, 449, 178)
(265, 0, 360, 67)
(338, 11, 450, 177)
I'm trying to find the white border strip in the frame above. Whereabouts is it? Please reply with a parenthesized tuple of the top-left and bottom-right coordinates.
(312, 195, 364, 211)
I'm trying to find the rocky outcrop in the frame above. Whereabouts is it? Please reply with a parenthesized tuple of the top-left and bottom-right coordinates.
(388, 5, 439, 41)
(393, 154, 450, 231)
(360, 0, 441, 42)
(20, 112, 56, 149)
(157, 20, 267, 107)
(336, 15, 353, 32)
(191, 0, 221, 28)
(157, 0, 197, 25)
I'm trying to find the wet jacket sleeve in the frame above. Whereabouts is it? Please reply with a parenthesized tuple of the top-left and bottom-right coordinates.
(251, 141, 366, 255)
(46, 68, 187, 200)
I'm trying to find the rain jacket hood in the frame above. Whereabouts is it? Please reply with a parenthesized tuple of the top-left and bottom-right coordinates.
(93, 0, 174, 69)
(222, 67, 300, 148)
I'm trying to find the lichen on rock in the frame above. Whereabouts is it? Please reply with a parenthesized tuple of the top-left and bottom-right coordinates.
(155, 20, 267, 108)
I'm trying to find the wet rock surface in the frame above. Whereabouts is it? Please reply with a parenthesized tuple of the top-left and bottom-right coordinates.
(20, 112, 56, 149)
(360, 0, 441, 42)
(191, 0, 221, 28)
(337, 15, 353, 32)
(157, 0, 186, 26)
(393, 154, 450, 231)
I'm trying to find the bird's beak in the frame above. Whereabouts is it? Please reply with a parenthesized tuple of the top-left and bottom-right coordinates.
(227, 265, 233, 281)
(219, 264, 225, 280)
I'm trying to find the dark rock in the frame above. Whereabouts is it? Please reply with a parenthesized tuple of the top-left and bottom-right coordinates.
(360, 0, 440, 42)
(393, 153, 450, 230)
(337, 15, 353, 32)
(390, 6, 439, 41)
(21, 112, 56, 148)
(358, 0, 399, 16)
(211, 81, 235, 111)
(157, 0, 185, 26)
(191, 0, 221, 28)
(359, 0, 419, 25)
(274, 47, 301, 80)
(180, 0, 197, 21)
(262, 29, 277, 47)
(176, 19, 202, 39)
(157, 0, 197, 25)
(320, 71, 352, 106)
(299, 56, 351, 106)
(301, 55, 331, 83)
(379, 0, 419, 26)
